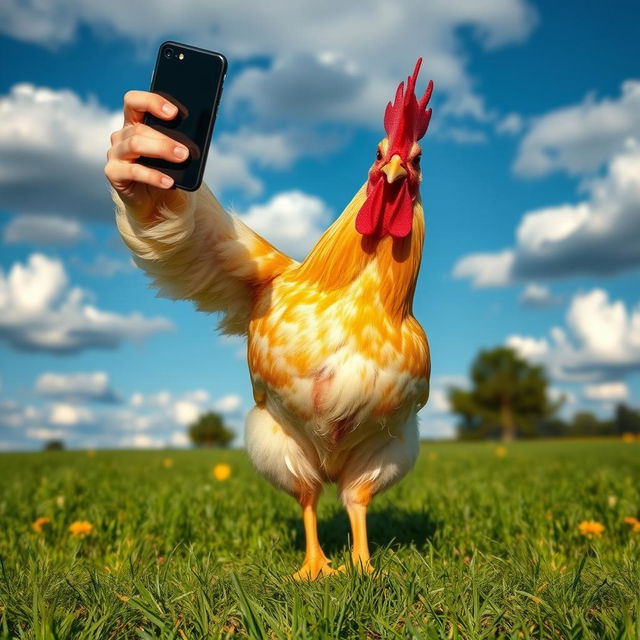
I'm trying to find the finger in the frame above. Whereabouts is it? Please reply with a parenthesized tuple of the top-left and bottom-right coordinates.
(109, 122, 174, 160)
(120, 122, 178, 143)
(113, 133, 189, 163)
(105, 160, 174, 189)
(123, 90, 178, 125)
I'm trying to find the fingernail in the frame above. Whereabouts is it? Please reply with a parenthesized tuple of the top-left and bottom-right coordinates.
(174, 146, 188, 160)
(161, 176, 173, 187)
(162, 103, 177, 116)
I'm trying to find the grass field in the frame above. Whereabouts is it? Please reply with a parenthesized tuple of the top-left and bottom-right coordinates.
(0, 440, 638, 639)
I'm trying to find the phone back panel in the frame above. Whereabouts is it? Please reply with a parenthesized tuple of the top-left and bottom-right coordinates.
(137, 41, 227, 191)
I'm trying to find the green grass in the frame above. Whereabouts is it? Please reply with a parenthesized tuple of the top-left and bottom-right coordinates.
(0, 440, 639, 639)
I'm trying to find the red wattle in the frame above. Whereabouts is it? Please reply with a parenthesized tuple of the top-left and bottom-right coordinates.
(355, 179, 384, 236)
(384, 180, 414, 238)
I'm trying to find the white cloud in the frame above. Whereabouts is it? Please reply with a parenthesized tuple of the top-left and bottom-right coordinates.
(439, 128, 488, 145)
(184, 389, 210, 404)
(1, 0, 537, 132)
(520, 283, 562, 308)
(71, 254, 134, 277)
(3, 215, 89, 245)
(213, 394, 242, 413)
(131, 390, 173, 408)
(129, 389, 240, 431)
(506, 335, 550, 361)
(0, 83, 120, 221)
(172, 400, 201, 426)
(49, 403, 94, 426)
(35, 371, 119, 403)
(454, 141, 640, 286)
(0, 400, 40, 429)
(514, 80, 640, 177)
(548, 387, 576, 406)
(427, 389, 450, 414)
(223, 3, 536, 128)
(130, 392, 144, 407)
(204, 142, 264, 197)
(0, 386, 243, 450)
(118, 434, 164, 449)
(417, 375, 466, 440)
(419, 417, 457, 440)
(237, 191, 332, 259)
(584, 382, 629, 402)
(215, 127, 340, 171)
(453, 249, 514, 288)
(217, 129, 299, 169)
(26, 428, 67, 441)
(169, 431, 190, 447)
(0, 253, 172, 354)
(507, 288, 640, 382)
(495, 112, 523, 136)
(205, 127, 344, 194)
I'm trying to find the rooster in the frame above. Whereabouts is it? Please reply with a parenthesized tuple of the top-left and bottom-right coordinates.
(112, 59, 433, 579)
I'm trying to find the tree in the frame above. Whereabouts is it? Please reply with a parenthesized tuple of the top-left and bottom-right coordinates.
(537, 416, 570, 438)
(614, 404, 640, 435)
(448, 347, 559, 442)
(188, 411, 234, 448)
(567, 411, 614, 437)
(43, 440, 65, 451)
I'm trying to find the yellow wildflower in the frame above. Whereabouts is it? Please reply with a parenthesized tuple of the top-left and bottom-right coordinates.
(495, 446, 508, 458)
(162, 457, 174, 468)
(578, 520, 605, 538)
(212, 463, 232, 481)
(69, 520, 94, 538)
(623, 517, 640, 533)
(32, 517, 51, 533)
(621, 432, 636, 443)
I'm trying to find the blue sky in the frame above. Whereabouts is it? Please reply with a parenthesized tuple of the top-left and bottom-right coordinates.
(1, 0, 639, 449)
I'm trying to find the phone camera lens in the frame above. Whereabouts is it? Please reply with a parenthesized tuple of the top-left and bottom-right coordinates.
(163, 47, 174, 59)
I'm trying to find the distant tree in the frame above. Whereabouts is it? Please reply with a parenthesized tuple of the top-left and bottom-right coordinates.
(537, 416, 570, 438)
(449, 347, 559, 442)
(567, 411, 614, 437)
(43, 440, 65, 451)
(188, 411, 234, 448)
(614, 404, 640, 435)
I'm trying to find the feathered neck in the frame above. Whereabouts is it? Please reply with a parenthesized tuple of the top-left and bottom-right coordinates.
(295, 184, 425, 321)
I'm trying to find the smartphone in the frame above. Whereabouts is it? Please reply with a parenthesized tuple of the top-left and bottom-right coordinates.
(136, 41, 227, 191)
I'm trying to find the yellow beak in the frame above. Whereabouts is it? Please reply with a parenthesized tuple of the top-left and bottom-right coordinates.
(381, 154, 407, 183)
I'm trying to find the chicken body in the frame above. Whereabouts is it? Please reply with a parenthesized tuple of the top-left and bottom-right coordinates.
(246, 185, 428, 493)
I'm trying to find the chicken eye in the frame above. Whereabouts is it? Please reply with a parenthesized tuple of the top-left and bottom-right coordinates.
(376, 149, 382, 161)
(413, 153, 422, 167)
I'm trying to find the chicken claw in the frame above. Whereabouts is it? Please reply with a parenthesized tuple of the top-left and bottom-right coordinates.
(292, 556, 340, 581)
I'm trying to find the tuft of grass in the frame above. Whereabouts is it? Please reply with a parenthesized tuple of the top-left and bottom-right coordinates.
(0, 440, 638, 638)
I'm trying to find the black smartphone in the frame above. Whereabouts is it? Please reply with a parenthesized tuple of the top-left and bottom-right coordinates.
(136, 41, 227, 191)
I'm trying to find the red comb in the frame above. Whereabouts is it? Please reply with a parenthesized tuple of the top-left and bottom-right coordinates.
(383, 58, 433, 154)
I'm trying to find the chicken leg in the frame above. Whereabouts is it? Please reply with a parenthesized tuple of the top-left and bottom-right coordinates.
(292, 490, 338, 580)
(343, 483, 374, 573)
(346, 501, 374, 573)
